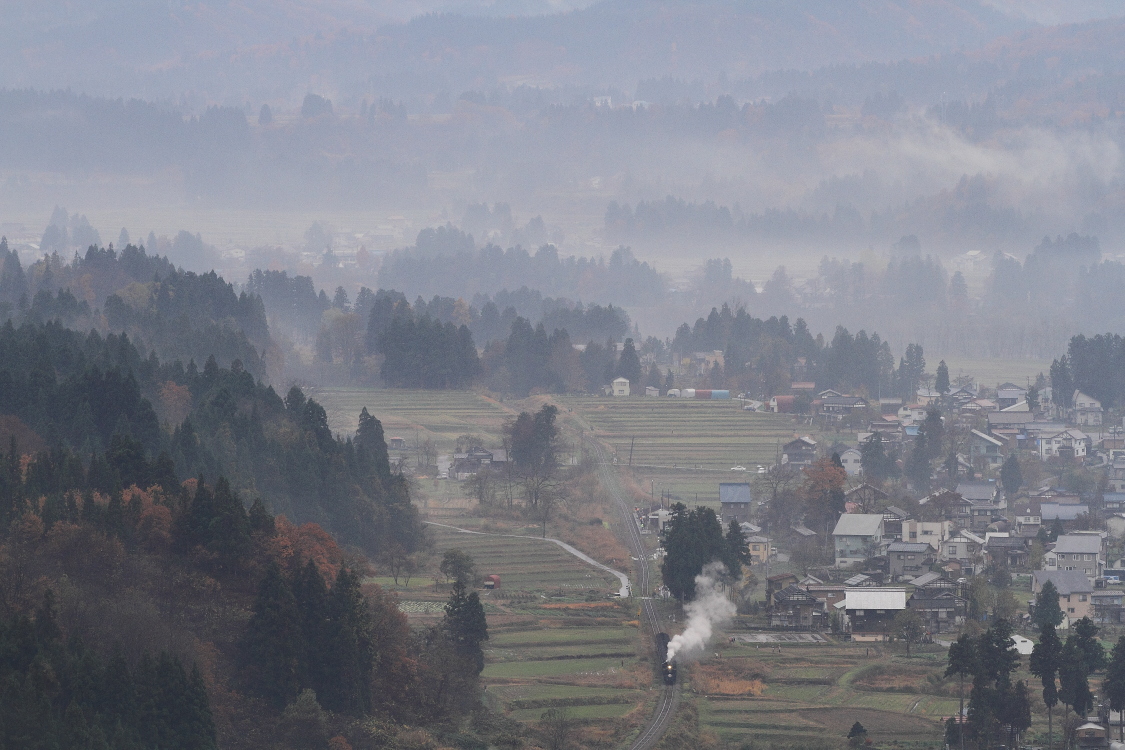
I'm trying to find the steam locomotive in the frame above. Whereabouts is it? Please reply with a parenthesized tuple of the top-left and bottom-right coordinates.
(655, 632, 677, 685)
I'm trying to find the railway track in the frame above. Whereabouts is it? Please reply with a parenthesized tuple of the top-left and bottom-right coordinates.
(587, 438, 680, 750)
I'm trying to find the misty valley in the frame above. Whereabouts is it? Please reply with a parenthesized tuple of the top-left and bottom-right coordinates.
(4, 2, 1125, 749)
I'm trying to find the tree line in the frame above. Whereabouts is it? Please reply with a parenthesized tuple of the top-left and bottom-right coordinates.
(0, 593, 216, 750)
(0, 319, 426, 566)
(2, 239, 271, 378)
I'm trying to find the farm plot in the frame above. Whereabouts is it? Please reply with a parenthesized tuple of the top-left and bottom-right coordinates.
(559, 396, 811, 509)
(398, 523, 646, 740)
(694, 640, 952, 747)
(426, 525, 623, 593)
(306, 387, 513, 450)
(561, 396, 800, 471)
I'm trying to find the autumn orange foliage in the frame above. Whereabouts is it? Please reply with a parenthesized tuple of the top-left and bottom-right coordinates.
(268, 516, 345, 581)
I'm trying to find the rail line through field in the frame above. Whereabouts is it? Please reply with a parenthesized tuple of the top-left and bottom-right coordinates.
(586, 438, 681, 750)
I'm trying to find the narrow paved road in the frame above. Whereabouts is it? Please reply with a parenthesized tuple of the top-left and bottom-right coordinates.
(586, 438, 681, 750)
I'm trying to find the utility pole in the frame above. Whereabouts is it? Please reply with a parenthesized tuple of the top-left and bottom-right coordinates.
(629, 436, 635, 466)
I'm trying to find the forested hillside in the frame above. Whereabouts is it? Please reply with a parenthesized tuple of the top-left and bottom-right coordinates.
(0, 239, 273, 377)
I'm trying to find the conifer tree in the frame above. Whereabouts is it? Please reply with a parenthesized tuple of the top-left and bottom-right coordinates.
(242, 564, 303, 708)
(444, 579, 489, 674)
(1104, 636, 1125, 742)
(723, 519, 751, 582)
(1033, 580, 1065, 631)
(946, 633, 976, 750)
(1030, 622, 1062, 749)
(322, 568, 375, 714)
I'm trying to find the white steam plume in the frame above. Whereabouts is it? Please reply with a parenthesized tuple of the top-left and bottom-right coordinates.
(666, 561, 736, 663)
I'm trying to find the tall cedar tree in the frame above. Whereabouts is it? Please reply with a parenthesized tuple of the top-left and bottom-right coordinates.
(616, 337, 642, 388)
(946, 633, 976, 750)
(661, 503, 727, 599)
(936, 360, 950, 395)
(1059, 636, 1094, 718)
(1000, 455, 1022, 497)
(1104, 636, 1125, 742)
(444, 579, 490, 674)
(1030, 622, 1062, 748)
(724, 519, 751, 582)
(242, 563, 304, 708)
(1033, 580, 1065, 631)
(966, 619, 1020, 748)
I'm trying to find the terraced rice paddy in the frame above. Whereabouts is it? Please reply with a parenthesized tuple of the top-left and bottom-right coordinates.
(695, 641, 958, 748)
(307, 387, 514, 450)
(560, 396, 799, 469)
(559, 395, 813, 508)
(380, 521, 647, 739)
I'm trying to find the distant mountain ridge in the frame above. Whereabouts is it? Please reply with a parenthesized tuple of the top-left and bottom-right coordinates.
(0, 0, 1030, 100)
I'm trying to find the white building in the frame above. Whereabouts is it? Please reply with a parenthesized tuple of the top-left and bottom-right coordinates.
(1037, 429, 1088, 460)
(839, 447, 862, 476)
(832, 514, 884, 568)
(1073, 391, 1103, 426)
(901, 520, 951, 551)
(612, 377, 630, 396)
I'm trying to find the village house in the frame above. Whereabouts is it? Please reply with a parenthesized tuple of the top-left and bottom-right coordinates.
(843, 588, 907, 634)
(1013, 503, 1042, 538)
(971, 504, 1004, 531)
(832, 514, 884, 568)
(766, 572, 799, 608)
(907, 579, 967, 633)
(921, 488, 973, 527)
(987, 411, 1035, 434)
(996, 383, 1027, 410)
(844, 483, 889, 514)
(746, 535, 771, 565)
(611, 377, 630, 396)
(838, 447, 862, 476)
(898, 404, 928, 425)
(1038, 428, 1089, 460)
(968, 429, 1006, 469)
(719, 482, 753, 524)
(901, 519, 951, 549)
(942, 530, 985, 570)
(1073, 391, 1103, 426)
(1041, 503, 1090, 530)
(1033, 570, 1094, 624)
(947, 386, 979, 409)
(1045, 534, 1105, 578)
(887, 541, 933, 580)
(804, 584, 848, 612)
(770, 584, 824, 629)
(451, 446, 508, 480)
(818, 396, 868, 423)
(1093, 590, 1125, 624)
(881, 506, 910, 540)
(1103, 493, 1125, 514)
(1109, 456, 1125, 493)
(984, 535, 1030, 569)
(959, 481, 1002, 506)
(781, 436, 817, 467)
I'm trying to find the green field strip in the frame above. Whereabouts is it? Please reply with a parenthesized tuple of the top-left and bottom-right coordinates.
(491, 627, 634, 646)
(487, 645, 635, 661)
(507, 703, 634, 721)
(487, 684, 638, 702)
(482, 657, 632, 679)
